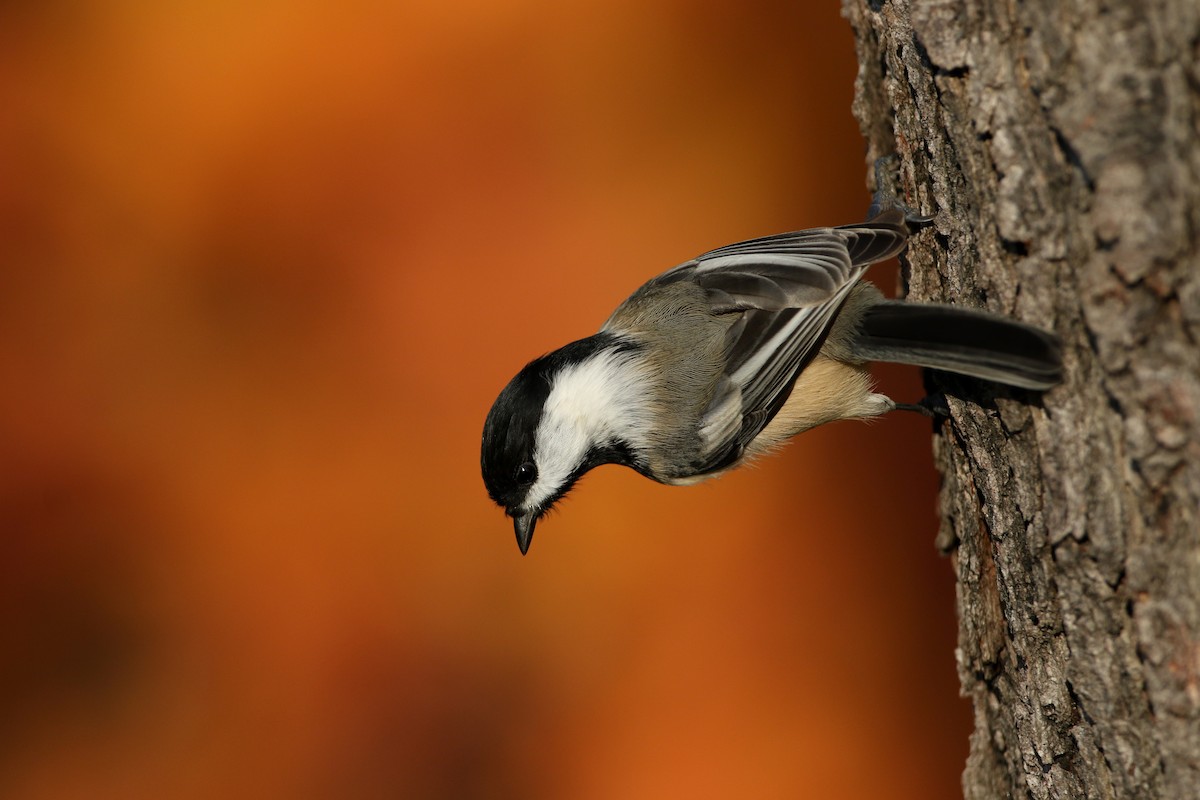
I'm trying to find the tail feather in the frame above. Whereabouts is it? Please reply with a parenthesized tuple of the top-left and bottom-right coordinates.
(852, 301, 1063, 390)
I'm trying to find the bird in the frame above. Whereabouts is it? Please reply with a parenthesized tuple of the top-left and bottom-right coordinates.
(481, 201, 1062, 554)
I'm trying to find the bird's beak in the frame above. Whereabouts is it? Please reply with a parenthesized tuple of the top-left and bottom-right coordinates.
(513, 512, 537, 555)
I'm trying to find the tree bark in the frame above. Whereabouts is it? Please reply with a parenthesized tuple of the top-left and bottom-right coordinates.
(842, 1, 1200, 797)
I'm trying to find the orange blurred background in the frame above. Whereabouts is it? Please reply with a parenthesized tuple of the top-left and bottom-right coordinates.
(0, 1, 970, 798)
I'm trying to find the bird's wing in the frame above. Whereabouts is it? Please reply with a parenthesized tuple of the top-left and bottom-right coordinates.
(657, 209, 910, 475)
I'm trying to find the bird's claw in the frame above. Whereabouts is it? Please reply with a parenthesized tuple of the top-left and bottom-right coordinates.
(867, 155, 933, 228)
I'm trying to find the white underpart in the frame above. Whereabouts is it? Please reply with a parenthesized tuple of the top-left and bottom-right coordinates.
(522, 349, 653, 513)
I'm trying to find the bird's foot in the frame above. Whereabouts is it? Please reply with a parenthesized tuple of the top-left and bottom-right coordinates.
(866, 155, 934, 228)
(893, 393, 951, 418)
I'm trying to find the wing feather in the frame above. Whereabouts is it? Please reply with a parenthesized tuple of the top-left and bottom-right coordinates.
(659, 209, 911, 474)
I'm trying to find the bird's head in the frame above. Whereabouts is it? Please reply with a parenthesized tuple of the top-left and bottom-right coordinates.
(481, 334, 648, 554)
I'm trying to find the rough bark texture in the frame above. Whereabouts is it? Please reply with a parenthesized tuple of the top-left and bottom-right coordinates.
(842, 1, 1200, 798)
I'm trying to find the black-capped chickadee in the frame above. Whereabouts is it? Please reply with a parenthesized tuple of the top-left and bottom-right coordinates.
(482, 204, 1062, 554)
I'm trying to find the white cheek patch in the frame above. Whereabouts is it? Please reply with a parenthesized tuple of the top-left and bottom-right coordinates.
(522, 351, 651, 512)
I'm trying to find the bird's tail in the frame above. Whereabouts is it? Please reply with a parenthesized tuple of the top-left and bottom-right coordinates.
(851, 301, 1063, 390)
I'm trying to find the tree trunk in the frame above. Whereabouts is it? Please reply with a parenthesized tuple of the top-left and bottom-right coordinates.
(842, 1, 1200, 797)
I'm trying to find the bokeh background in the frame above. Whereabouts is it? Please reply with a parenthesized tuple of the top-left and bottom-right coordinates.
(0, 1, 971, 798)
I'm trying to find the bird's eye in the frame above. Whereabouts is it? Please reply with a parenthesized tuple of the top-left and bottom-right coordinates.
(515, 462, 538, 486)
